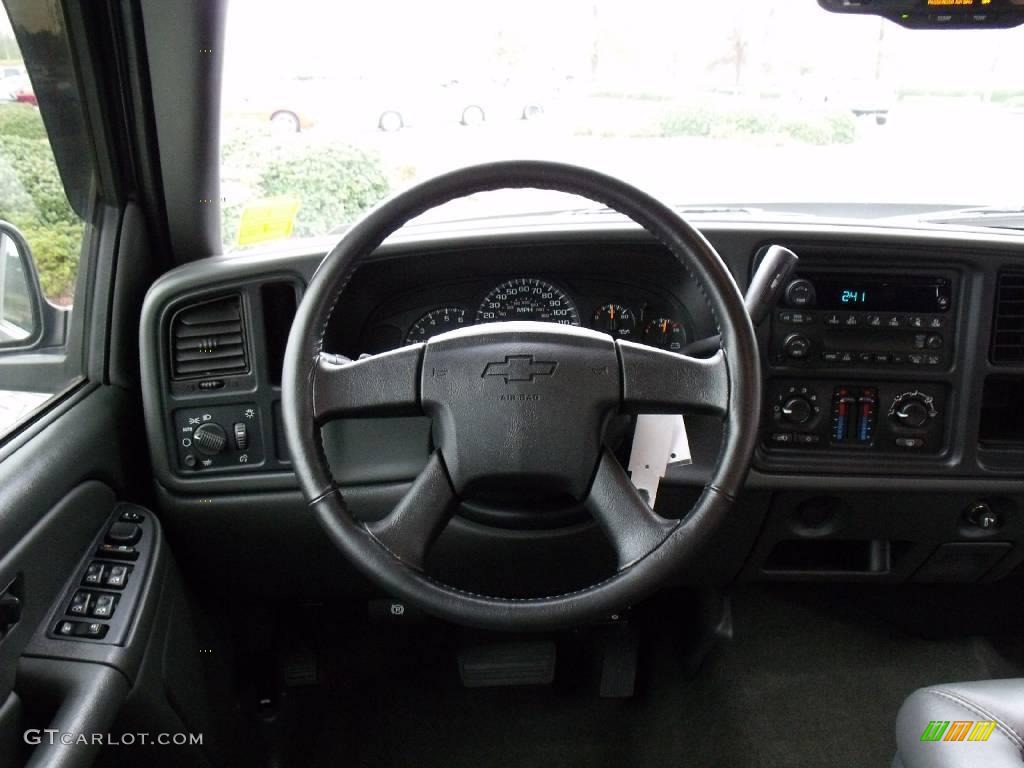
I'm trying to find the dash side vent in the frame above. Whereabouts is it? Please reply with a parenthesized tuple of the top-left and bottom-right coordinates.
(992, 270, 1024, 364)
(170, 295, 248, 379)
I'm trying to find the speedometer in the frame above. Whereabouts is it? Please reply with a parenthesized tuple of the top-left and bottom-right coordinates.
(475, 278, 580, 326)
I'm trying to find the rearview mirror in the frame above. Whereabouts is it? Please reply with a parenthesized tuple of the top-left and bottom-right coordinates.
(819, 0, 1024, 29)
(0, 222, 43, 349)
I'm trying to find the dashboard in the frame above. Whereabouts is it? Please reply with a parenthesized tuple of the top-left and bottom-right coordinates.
(361, 274, 692, 353)
(139, 218, 1024, 593)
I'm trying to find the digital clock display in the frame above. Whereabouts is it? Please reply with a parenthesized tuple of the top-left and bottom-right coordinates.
(810, 276, 951, 312)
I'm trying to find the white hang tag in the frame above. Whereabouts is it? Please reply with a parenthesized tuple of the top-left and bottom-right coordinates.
(627, 414, 691, 509)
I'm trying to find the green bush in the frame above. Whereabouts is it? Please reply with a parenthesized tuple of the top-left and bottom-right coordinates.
(20, 221, 82, 302)
(658, 104, 855, 146)
(0, 103, 48, 140)
(0, 129, 81, 302)
(254, 140, 389, 239)
(659, 106, 714, 137)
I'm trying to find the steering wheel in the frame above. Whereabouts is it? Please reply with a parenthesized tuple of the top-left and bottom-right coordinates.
(282, 161, 761, 631)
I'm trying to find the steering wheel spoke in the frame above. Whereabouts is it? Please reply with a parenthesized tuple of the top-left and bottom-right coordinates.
(313, 344, 424, 421)
(365, 451, 458, 571)
(585, 450, 677, 570)
(618, 340, 728, 417)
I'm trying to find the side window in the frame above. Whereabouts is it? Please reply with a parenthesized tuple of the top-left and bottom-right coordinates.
(0, 2, 91, 438)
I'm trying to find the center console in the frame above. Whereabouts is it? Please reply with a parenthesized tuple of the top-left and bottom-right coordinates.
(760, 262, 959, 462)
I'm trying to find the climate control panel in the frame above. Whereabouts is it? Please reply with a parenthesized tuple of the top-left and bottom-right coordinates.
(764, 380, 947, 454)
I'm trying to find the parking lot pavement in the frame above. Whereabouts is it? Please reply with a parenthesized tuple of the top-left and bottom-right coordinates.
(0, 390, 51, 435)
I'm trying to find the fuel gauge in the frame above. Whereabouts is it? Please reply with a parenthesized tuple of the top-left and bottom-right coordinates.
(591, 304, 636, 339)
(643, 318, 685, 351)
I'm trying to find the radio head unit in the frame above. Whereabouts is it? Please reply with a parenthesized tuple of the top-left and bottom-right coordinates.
(770, 271, 955, 370)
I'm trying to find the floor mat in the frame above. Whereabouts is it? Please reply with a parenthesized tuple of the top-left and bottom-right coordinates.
(298, 587, 1011, 768)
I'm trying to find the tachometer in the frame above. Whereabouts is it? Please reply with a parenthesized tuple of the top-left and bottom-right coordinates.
(476, 278, 580, 326)
(405, 307, 467, 344)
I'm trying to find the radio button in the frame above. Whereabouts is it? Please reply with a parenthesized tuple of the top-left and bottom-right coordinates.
(771, 432, 794, 444)
(928, 317, 945, 329)
(839, 351, 854, 363)
(825, 313, 840, 326)
(874, 353, 891, 363)
(858, 352, 873, 363)
(908, 353, 925, 366)
(843, 314, 859, 327)
(885, 315, 903, 328)
(865, 314, 882, 327)
(783, 334, 811, 360)
(784, 279, 816, 308)
(907, 315, 925, 329)
(891, 353, 906, 364)
(926, 334, 943, 350)
(914, 334, 928, 349)
(926, 354, 942, 366)
(822, 352, 839, 363)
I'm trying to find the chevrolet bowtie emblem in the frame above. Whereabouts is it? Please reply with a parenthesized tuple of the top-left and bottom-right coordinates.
(482, 355, 557, 383)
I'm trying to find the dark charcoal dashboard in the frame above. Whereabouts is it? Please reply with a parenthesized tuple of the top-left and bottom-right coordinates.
(139, 219, 1024, 597)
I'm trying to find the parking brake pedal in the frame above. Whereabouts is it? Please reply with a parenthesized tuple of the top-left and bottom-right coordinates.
(458, 641, 556, 687)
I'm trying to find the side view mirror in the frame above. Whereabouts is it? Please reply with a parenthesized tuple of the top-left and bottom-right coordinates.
(0, 221, 67, 350)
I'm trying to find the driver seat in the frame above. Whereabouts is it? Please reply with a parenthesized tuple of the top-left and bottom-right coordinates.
(894, 678, 1024, 767)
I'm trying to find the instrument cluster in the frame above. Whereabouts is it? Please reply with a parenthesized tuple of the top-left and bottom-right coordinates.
(390, 276, 689, 352)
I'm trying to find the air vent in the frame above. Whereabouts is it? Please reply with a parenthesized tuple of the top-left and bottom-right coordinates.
(992, 270, 1024, 364)
(170, 296, 248, 379)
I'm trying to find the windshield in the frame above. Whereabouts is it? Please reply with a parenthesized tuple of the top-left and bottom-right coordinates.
(220, 0, 1024, 249)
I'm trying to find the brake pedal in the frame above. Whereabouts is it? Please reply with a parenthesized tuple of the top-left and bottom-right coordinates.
(458, 640, 556, 687)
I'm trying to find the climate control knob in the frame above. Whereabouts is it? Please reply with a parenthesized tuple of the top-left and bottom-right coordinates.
(781, 396, 813, 425)
(890, 393, 936, 429)
(192, 423, 228, 455)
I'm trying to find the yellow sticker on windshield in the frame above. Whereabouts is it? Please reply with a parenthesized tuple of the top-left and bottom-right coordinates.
(237, 197, 301, 246)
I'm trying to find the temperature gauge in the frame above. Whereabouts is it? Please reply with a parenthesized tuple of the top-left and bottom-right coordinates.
(591, 304, 636, 339)
(643, 318, 685, 351)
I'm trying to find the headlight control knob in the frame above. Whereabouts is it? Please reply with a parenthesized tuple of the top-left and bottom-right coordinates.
(192, 423, 228, 455)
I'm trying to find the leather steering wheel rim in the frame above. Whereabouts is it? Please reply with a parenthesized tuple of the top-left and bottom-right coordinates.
(281, 160, 761, 631)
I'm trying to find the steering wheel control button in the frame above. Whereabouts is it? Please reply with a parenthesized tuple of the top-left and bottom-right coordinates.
(174, 403, 264, 472)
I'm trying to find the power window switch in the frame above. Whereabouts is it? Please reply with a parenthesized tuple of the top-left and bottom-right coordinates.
(68, 590, 91, 616)
(91, 594, 116, 619)
(103, 565, 130, 589)
(82, 562, 105, 586)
